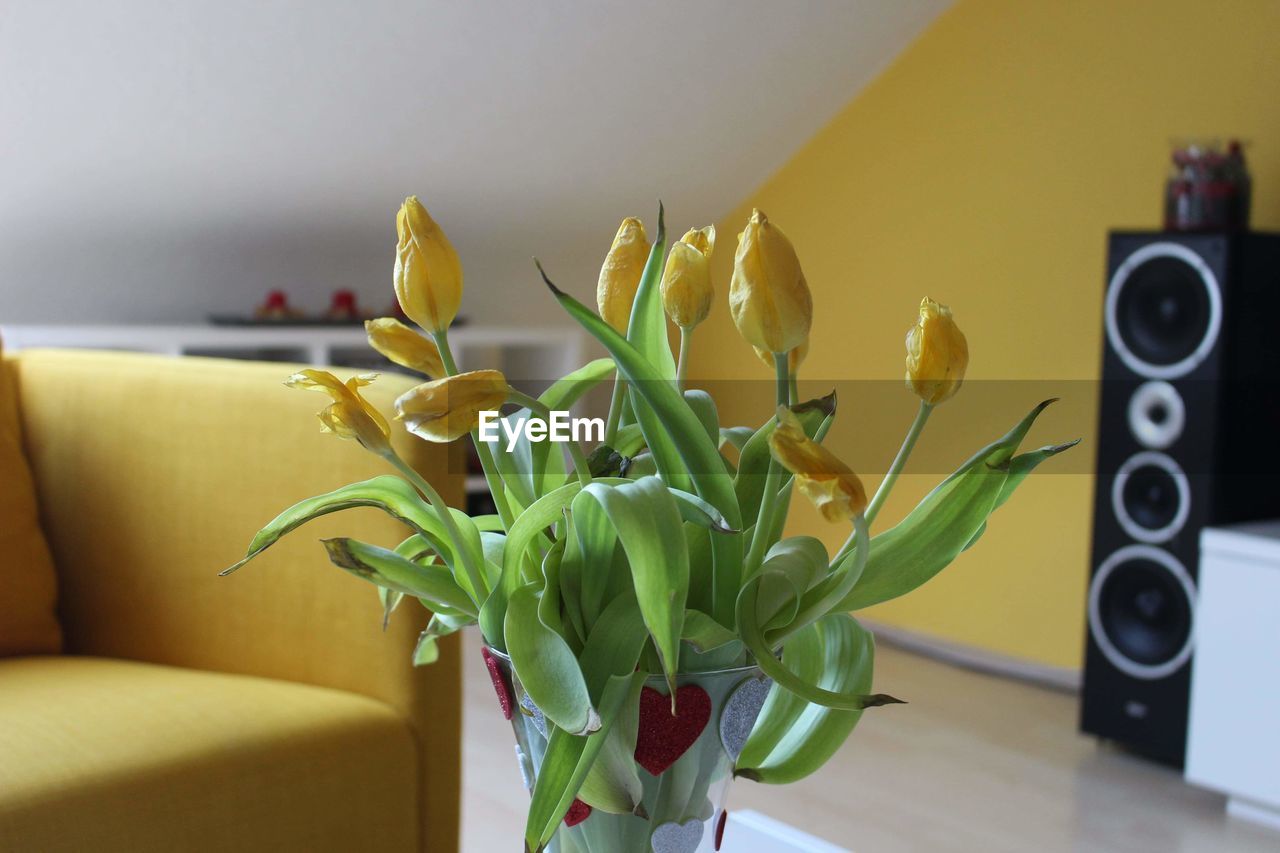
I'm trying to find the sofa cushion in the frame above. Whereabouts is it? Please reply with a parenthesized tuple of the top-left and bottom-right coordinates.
(0, 341, 61, 656)
(0, 656, 420, 853)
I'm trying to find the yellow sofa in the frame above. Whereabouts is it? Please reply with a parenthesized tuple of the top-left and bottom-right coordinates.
(0, 349, 463, 852)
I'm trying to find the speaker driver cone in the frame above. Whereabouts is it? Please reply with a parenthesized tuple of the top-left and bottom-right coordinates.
(1105, 243, 1221, 379)
(1111, 451, 1191, 543)
(1088, 545, 1196, 680)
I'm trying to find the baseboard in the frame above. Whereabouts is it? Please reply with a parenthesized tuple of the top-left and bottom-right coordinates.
(863, 620, 1082, 693)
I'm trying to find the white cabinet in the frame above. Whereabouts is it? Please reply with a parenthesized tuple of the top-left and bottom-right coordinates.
(1186, 521, 1280, 831)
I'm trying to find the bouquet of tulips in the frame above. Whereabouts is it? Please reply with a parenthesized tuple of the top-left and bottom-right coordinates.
(226, 196, 1075, 852)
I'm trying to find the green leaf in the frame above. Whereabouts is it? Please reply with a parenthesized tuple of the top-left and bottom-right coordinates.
(542, 270, 744, 625)
(737, 570, 900, 711)
(683, 389, 721, 448)
(479, 481, 583, 647)
(737, 620, 822, 768)
(321, 538, 477, 615)
(491, 358, 617, 507)
(681, 609, 738, 653)
(625, 203, 676, 381)
(505, 583, 598, 736)
(223, 474, 486, 604)
(378, 587, 403, 631)
(525, 593, 650, 846)
(751, 536, 829, 635)
(525, 672, 644, 851)
(575, 477, 689, 691)
(838, 402, 1076, 612)
(738, 614, 875, 784)
(720, 426, 754, 452)
(578, 674, 646, 814)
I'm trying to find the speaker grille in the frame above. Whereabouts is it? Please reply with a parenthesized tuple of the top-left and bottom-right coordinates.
(1105, 242, 1222, 379)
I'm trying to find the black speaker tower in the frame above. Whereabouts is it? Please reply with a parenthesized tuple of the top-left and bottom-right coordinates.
(1081, 230, 1280, 766)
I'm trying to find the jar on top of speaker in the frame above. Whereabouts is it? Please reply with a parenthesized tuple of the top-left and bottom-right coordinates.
(1163, 139, 1251, 232)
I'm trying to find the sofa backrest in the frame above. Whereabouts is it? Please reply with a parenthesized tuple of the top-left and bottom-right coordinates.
(0, 342, 62, 656)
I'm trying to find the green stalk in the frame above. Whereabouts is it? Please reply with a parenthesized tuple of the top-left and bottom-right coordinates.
(675, 327, 692, 391)
(383, 450, 488, 602)
(507, 389, 593, 487)
(832, 400, 932, 564)
(603, 375, 627, 446)
(743, 353, 792, 578)
(432, 330, 516, 531)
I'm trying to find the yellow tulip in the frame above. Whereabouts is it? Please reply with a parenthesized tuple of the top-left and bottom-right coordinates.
(285, 369, 391, 454)
(768, 407, 867, 523)
(905, 297, 969, 405)
(365, 318, 444, 377)
(395, 369, 510, 443)
(660, 225, 716, 329)
(394, 196, 463, 333)
(729, 209, 812, 354)
(753, 340, 809, 373)
(597, 217, 651, 333)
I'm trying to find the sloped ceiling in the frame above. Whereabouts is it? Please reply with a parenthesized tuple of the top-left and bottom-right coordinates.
(1, 0, 948, 324)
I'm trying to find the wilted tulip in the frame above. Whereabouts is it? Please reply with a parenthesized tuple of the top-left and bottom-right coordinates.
(395, 369, 510, 443)
(596, 217, 651, 333)
(729, 209, 812, 354)
(768, 407, 868, 523)
(660, 225, 716, 329)
(394, 196, 463, 334)
(905, 297, 968, 405)
(365, 318, 444, 377)
(285, 369, 391, 454)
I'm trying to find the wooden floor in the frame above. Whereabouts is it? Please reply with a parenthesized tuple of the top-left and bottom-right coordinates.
(458, 628, 1276, 852)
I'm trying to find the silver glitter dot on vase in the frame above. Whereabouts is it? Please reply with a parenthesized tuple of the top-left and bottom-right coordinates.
(719, 675, 772, 760)
(520, 691, 548, 738)
(650, 818, 704, 853)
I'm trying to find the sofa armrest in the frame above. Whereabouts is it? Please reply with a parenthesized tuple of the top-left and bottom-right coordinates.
(14, 349, 463, 852)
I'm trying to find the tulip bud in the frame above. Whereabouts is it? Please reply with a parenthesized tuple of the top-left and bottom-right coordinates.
(753, 340, 809, 373)
(596, 217, 651, 333)
(365, 318, 444, 378)
(660, 225, 716, 329)
(394, 196, 463, 334)
(729, 209, 812, 354)
(395, 369, 510, 443)
(768, 407, 867, 523)
(285, 369, 392, 454)
(905, 297, 968, 405)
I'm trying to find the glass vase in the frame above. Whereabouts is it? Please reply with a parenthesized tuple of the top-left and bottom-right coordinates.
(482, 648, 771, 853)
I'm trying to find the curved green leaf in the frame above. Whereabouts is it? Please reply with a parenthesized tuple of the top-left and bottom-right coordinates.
(321, 538, 476, 615)
(576, 477, 689, 691)
(738, 614, 875, 784)
(543, 271, 744, 625)
(479, 481, 583, 647)
(838, 402, 1076, 612)
(505, 583, 598, 736)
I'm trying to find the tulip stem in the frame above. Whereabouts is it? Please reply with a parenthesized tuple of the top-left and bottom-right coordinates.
(864, 400, 933, 529)
(676, 329, 692, 391)
(743, 354, 794, 578)
(432, 330, 517, 531)
(384, 451, 488, 603)
(604, 377, 628, 446)
(507, 390, 593, 487)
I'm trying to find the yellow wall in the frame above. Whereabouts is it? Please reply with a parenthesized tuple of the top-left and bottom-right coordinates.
(693, 0, 1280, 668)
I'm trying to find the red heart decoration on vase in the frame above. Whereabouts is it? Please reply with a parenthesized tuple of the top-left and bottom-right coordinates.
(633, 685, 712, 776)
(564, 798, 592, 827)
(481, 646, 513, 720)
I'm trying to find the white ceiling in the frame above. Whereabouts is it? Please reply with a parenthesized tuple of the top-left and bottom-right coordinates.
(1, 0, 948, 324)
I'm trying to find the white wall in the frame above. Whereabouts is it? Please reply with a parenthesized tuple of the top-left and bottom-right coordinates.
(0, 0, 947, 326)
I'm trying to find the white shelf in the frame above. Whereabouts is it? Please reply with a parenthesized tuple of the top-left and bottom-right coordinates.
(0, 323, 586, 381)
